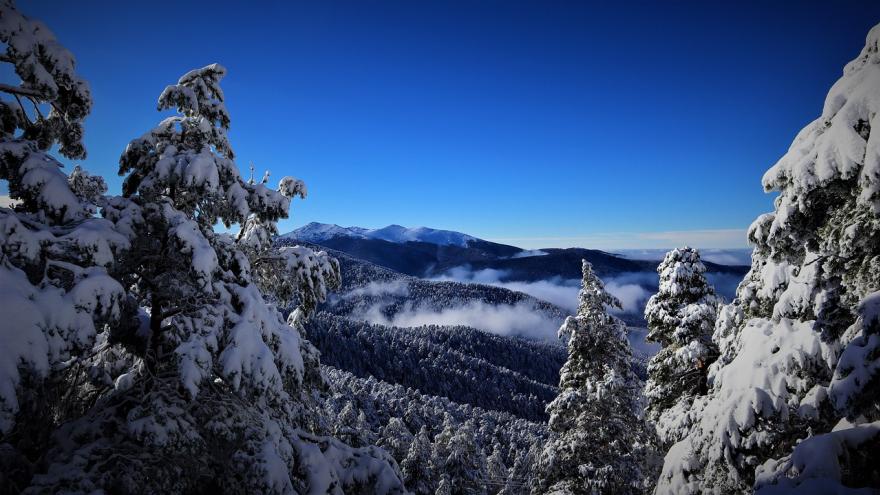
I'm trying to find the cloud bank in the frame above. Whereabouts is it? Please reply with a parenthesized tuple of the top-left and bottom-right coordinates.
(433, 266, 657, 315)
(328, 270, 673, 356)
(431, 267, 581, 312)
(510, 249, 549, 259)
(354, 300, 563, 340)
(616, 248, 753, 266)
(602, 271, 657, 314)
(487, 228, 749, 250)
(337, 279, 410, 300)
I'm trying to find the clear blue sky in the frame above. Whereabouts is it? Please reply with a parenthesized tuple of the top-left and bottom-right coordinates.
(14, 0, 880, 248)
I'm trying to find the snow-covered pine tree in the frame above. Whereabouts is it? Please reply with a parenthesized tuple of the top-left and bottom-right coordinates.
(333, 401, 376, 448)
(436, 475, 454, 495)
(537, 260, 648, 494)
(402, 426, 437, 493)
(0, 1, 130, 488)
(24, 63, 404, 493)
(438, 420, 489, 495)
(643, 247, 719, 448)
(656, 22, 880, 494)
(378, 417, 415, 462)
(487, 444, 510, 486)
(508, 442, 541, 494)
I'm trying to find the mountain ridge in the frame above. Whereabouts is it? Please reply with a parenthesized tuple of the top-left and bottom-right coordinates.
(284, 222, 480, 247)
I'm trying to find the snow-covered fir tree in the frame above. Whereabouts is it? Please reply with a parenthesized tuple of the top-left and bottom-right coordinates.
(487, 445, 511, 492)
(537, 260, 649, 494)
(334, 400, 376, 448)
(656, 22, 880, 494)
(437, 420, 489, 494)
(508, 443, 542, 494)
(643, 247, 719, 448)
(378, 417, 415, 462)
(402, 426, 438, 494)
(0, 3, 405, 488)
(0, 2, 131, 488)
(436, 475, 454, 495)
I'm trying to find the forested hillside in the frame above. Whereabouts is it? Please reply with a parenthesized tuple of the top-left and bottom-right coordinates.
(323, 367, 549, 493)
(304, 312, 564, 420)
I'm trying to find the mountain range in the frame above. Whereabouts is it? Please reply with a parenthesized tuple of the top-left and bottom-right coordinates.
(283, 222, 479, 247)
(276, 223, 743, 430)
(282, 222, 750, 283)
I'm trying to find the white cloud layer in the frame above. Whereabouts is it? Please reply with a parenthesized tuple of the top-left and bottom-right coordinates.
(487, 228, 749, 250)
(337, 280, 410, 300)
(336, 268, 678, 349)
(433, 266, 656, 315)
(354, 300, 563, 340)
(510, 249, 549, 259)
(616, 248, 753, 266)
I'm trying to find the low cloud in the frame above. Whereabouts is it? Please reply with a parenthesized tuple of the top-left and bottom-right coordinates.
(602, 271, 658, 314)
(436, 266, 509, 285)
(335, 267, 678, 344)
(337, 279, 410, 300)
(499, 279, 581, 313)
(434, 265, 658, 316)
(432, 267, 581, 313)
(616, 248, 753, 266)
(510, 249, 549, 259)
(347, 299, 561, 340)
(699, 249, 753, 266)
(488, 228, 749, 250)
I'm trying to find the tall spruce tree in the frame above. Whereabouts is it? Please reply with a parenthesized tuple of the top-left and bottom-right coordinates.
(657, 22, 880, 494)
(440, 420, 489, 495)
(644, 247, 720, 448)
(15, 60, 403, 493)
(402, 426, 437, 494)
(537, 260, 648, 494)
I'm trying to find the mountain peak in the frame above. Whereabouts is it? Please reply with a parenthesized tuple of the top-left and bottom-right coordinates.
(282, 222, 480, 247)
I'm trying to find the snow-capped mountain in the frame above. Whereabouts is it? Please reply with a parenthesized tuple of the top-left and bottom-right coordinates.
(284, 222, 479, 247)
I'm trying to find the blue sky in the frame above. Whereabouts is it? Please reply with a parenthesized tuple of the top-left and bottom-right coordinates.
(11, 1, 880, 248)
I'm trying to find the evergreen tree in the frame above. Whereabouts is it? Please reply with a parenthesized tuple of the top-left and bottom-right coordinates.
(508, 442, 541, 495)
(537, 260, 648, 494)
(435, 474, 454, 495)
(334, 401, 367, 447)
(657, 22, 880, 494)
(643, 247, 719, 448)
(439, 420, 489, 494)
(402, 426, 437, 494)
(0, 1, 129, 487)
(16, 60, 403, 493)
(378, 417, 415, 462)
(487, 445, 511, 494)
(487, 444, 510, 484)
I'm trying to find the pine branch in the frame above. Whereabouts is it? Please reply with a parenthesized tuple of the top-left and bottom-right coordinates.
(0, 83, 43, 99)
